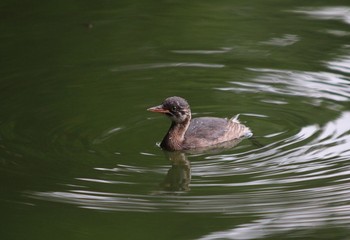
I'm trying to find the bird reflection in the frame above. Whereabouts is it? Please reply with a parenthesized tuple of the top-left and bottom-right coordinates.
(160, 151, 191, 192)
(159, 137, 251, 192)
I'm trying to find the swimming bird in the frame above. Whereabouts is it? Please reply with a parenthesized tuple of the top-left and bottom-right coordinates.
(148, 96, 252, 151)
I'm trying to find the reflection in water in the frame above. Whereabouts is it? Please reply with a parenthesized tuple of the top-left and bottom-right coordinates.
(324, 29, 350, 37)
(326, 51, 350, 74)
(92, 127, 123, 144)
(293, 7, 350, 25)
(28, 111, 350, 238)
(217, 68, 350, 102)
(171, 48, 232, 55)
(159, 137, 259, 192)
(111, 62, 225, 71)
(196, 112, 350, 239)
(160, 152, 191, 192)
(158, 134, 253, 192)
(32, 112, 350, 205)
(260, 34, 299, 47)
(2, 1, 350, 239)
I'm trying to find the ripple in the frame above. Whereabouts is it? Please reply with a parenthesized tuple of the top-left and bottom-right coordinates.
(111, 62, 225, 71)
(92, 127, 123, 144)
(260, 34, 300, 47)
(28, 111, 350, 218)
(326, 49, 350, 74)
(24, 109, 350, 240)
(23, 91, 350, 240)
(324, 29, 350, 37)
(217, 68, 350, 102)
(31, 190, 160, 212)
(197, 187, 350, 239)
(171, 48, 232, 55)
(75, 178, 133, 185)
(292, 6, 350, 25)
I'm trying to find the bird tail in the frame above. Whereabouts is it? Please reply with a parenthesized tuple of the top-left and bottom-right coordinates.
(230, 114, 253, 138)
(230, 114, 240, 123)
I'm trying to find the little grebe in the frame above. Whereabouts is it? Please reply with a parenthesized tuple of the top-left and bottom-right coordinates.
(148, 96, 252, 151)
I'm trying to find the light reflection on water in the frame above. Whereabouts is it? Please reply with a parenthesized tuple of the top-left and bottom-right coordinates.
(293, 6, 350, 24)
(260, 34, 300, 47)
(217, 68, 350, 102)
(2, 2, 350, 239)
(29, 111, 350, 231)
(111, 62, 225, 71)
(27, 27, 350, 235)
(327, 50, 350, 74)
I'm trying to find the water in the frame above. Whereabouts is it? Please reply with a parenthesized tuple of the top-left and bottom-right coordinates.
(1, 0, 350, 239)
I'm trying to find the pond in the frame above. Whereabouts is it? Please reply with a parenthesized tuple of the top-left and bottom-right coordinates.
(1, 0, 350, 239)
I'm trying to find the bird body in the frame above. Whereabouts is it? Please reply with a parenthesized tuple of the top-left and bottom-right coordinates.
(148, 96, 252, 151)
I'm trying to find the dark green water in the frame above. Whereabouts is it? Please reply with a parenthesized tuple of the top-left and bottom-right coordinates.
(1, 0, 350, 239)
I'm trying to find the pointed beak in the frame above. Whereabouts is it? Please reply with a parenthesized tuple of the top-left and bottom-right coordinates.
(147, 105, 170, 114)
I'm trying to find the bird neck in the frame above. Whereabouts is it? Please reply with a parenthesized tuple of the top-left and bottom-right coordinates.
(161, 116, 191, 151)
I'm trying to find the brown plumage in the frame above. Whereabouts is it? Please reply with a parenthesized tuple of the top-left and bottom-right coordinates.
(148, 96, 252, 151)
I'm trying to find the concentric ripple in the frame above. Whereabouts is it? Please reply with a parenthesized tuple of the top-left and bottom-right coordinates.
(26, 52, 350, 238)
(29, 111, 350, 222)
(217, 68, 350, 102)
(19, 6, 350, 237)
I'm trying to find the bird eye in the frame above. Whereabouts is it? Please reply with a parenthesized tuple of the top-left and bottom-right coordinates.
(172, 106, 177, 111)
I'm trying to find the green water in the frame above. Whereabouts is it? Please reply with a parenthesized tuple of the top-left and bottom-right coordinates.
(1, 0, 350, 239)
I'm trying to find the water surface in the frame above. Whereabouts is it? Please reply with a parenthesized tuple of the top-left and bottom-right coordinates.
(1, 0, 350, 239)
